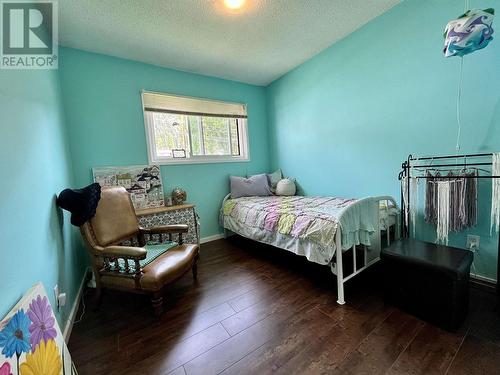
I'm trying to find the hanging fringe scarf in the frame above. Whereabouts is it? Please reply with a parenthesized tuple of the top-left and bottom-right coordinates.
(448, 172, 464, 232)
(425, 171, 440, 224)
(436, 181, 451, 245)
(425, 172, 433, 223)
(447, 171, 476, 232)
(466, 170, 478, 228)
(402, 176, 419, 236)
(410, 177, 419, 237)
(402, 176, 409, 231)
(425, 170, 477, 234)
(491, 153, 500, 234)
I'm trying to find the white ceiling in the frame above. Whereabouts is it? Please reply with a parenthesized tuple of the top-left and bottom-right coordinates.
(59, 0, 400, 86)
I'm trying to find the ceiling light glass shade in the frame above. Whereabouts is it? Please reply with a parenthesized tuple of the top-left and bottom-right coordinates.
(224, 0, 246, 10)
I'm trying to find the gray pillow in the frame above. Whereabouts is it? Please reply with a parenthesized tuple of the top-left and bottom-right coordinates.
(267, 169, 283, 194)
(230, 174, 271, 199)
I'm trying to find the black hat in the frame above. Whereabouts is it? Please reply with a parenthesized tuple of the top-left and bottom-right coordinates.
(57, 183, 102, 226)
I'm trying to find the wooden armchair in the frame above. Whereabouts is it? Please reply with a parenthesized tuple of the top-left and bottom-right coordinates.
(80, 186, 199, 315)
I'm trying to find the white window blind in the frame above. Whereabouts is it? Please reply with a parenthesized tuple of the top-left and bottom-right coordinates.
(142, 91, 247, 118)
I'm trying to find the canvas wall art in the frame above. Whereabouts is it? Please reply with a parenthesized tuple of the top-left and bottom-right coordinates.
(93, 165, 165, 210)
(0, 283, 76, 375)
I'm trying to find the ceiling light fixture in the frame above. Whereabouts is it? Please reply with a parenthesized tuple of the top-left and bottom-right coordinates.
(223, 0, 246, 10)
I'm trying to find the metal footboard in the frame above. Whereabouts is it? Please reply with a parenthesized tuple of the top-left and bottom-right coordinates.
(331, 196, 399, 305)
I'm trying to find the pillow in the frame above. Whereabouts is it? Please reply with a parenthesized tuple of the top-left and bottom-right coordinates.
(267, 169, 282, 194)
(276, 178, 296, 196)
(230, 174, 271, 199)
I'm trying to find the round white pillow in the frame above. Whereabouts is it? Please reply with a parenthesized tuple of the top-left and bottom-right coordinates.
(276, 178, 296, 196)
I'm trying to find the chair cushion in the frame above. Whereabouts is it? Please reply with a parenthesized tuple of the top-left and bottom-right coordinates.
(117, 242, 179, 271)
(100, 244, 199, 292)
(141, 244, 199, 291)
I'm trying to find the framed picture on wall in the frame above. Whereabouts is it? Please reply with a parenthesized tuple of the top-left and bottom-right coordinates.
(93, 165, 165, 210)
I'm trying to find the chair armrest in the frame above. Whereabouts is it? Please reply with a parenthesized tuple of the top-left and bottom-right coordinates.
(139, 224, 188, 235)
(101, 246, 147, 260)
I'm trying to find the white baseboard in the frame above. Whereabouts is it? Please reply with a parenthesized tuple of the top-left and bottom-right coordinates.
(63, 267, 89, 343)
(200, 233, 225, 244)
(470, 273, 497, 284)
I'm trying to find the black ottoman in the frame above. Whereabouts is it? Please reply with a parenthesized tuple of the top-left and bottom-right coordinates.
(381, 238, 474, 331)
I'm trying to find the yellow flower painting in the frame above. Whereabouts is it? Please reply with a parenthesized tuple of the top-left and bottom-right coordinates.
(20, 339, 62, 375)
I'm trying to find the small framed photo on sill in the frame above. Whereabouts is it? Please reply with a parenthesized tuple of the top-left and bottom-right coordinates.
(172, 149, 186, 158)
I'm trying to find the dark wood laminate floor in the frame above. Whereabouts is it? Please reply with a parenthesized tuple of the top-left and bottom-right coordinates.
(68, 237, 500, 375)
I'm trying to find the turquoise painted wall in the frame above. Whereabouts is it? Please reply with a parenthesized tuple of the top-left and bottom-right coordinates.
(58, 48, 270, 239)
(267, 0, 500, 280)
(0, 69, 86, 325)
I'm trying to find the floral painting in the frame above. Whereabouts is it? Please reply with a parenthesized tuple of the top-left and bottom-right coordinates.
(0, 283, 76, 375)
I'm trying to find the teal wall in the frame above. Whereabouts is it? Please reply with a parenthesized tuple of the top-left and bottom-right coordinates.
(267, 0, 500, 280)
(0, 69, 86, 325)
(58, 48, 270, 238)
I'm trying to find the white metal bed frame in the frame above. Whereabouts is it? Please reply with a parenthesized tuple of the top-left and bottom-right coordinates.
(331, 196, 399, 304)
(222, 195, 399, 305)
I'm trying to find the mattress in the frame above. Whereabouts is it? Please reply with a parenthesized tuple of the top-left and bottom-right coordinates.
(221, 195, 381, 265)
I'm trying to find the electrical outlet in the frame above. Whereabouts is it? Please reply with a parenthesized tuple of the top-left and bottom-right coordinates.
(53, 285, 59, 308)
(466, 235, 480, 251)
(57, 293, 67, 308)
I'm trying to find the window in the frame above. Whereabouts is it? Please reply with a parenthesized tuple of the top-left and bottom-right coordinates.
(142, 91, 249, 164)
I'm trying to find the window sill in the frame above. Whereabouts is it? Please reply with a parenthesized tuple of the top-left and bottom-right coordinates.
(150, 157, 250, 166)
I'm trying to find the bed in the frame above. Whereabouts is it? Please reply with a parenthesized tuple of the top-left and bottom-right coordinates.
(220, 195, 399, 304)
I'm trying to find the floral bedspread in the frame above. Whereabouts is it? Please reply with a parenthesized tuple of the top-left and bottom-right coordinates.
(222, 196, 378, 254)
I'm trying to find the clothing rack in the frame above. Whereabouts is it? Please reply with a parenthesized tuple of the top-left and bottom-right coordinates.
(398, 153, 500, 295)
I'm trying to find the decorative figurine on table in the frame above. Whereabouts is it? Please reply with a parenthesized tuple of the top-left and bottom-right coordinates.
(165, 196, 173, 206)
(171, 188, 187, 205)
